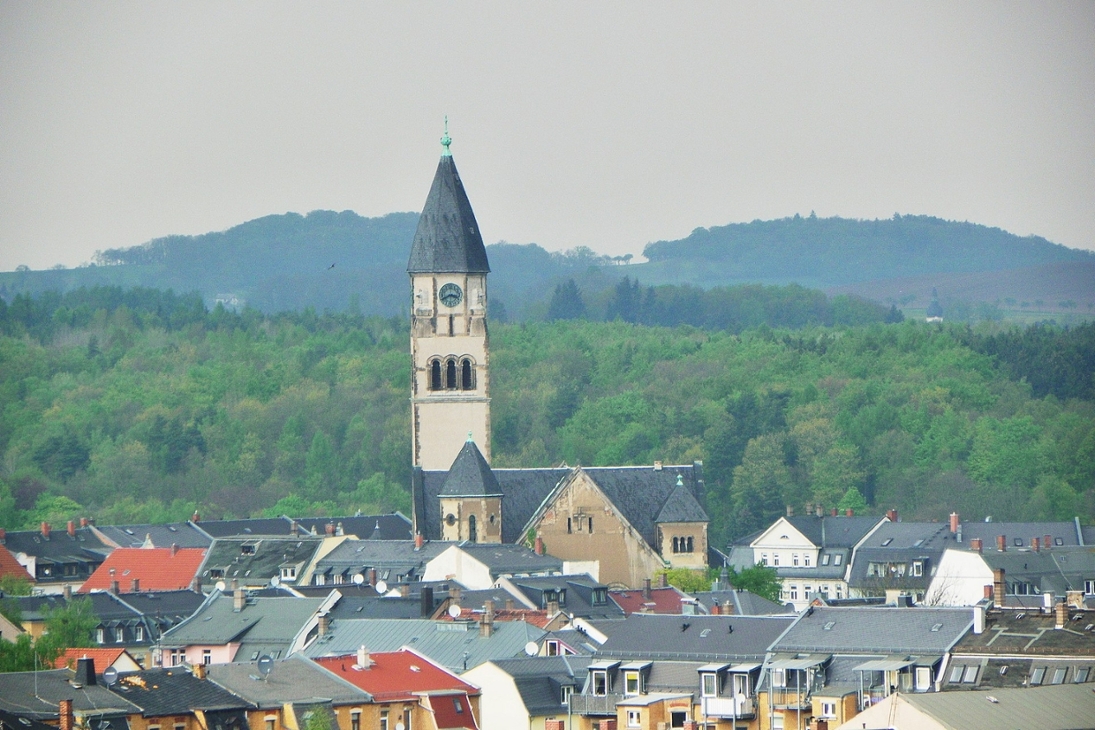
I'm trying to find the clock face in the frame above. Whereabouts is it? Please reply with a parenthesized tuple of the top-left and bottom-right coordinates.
(438, 283, 463, 308)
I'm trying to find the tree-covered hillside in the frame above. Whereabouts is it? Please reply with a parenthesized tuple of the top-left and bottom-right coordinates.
(638, 213, 1095, 290)
(1, 287, 1092, 546)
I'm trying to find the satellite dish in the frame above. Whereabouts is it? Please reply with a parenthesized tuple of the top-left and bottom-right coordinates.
(352, 573, 365, 585)
(395, 723, 405, 730)
(447, 604, 461, 618)
(270, 575, 281, 587)
(257, 655, 274, 677)
(102, 666, 118, 686)
(375, 580, 388, 594)
(215, 581, 226, 592)
(524, 641, 538, 657)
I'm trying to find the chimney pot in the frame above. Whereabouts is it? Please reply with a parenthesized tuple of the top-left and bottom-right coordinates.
(191, 511, 200, 522)
(997, 535, 1007, 552)
(643, 578, 652, 600)
(63, 584, 72, 600)
(59, 699, 74, 730)
(1044, 534, 1053, 551)
(535, 536, 544, 555)
(131, 578, 140, 593)
(1032, 537, 1040, 552)
(830, 508, 838, 517)
(949, 512, 959, 534)
(970, 537, 983, 554)
(80, 517, 89, 528)
(845, 508, 854, 517)
(41, 521, 51, 539)
(414, 532, 424, 550)
(67, 520, 76, 537)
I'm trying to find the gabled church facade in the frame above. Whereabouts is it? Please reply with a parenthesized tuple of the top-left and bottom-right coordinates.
(406, 127, 709, 588)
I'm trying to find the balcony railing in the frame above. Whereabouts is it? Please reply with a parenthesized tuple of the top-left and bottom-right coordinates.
(701, 695, 756, 718)
(568, 693, 624, 716)
(768, 688, 811, 710)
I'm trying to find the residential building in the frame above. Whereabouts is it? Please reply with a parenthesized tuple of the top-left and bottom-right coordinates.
(0, 659, 140, 727)
(78, 546, 206, 594)
(54, 647, 142, 673)
(2, 521, 112, 593)
(103, 664, 253, 730)
(194, 535, 346, 590)
(463, 656, 590, 730)
(422, 542, 564, 590)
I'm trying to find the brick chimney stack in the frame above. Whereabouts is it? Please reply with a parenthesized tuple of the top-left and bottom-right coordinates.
(67, 520, 76, 538)
(59, 699, 74, 730)
(80, 517, 89, 528)
(886, 509, 898, 522)
(830, 508, 838, 517)
(970, 537, 983, 553)
(414, 532, 424, 550)
(643, 578, 652, 600)
(41, 521, 51, 539)
(1032, 537, 1040, 552)
(535, 536, 544, 555)
(996, 535, 1006, 552)
(191, 511, 200, 522)
(711, 603, 720, 615)
(318, 613, 330, 636)
(325, 522, 335, 536)
(1044, 534, 1053, 551)
(171, 542, 179, 556)
(949, 512, 959, 534)
(63, 584, 72, 600)
(993, 568, 1006, 608)
(131, 578, 140, 593)
(1055, 599, 1068, 629)
(480, 599, 495, 638)
(845, 508, 854, 517)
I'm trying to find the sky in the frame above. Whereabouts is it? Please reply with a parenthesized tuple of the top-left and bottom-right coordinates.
(1, 2, 1093, 272)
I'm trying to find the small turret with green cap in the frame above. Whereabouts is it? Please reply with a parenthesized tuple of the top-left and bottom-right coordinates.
(440, 116, 452, 156)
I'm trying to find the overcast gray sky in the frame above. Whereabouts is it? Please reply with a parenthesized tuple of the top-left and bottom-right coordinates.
(1, 2, 1093, 272)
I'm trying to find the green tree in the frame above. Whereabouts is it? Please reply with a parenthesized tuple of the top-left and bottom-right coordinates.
(656, 568, 711, 593)
(546, 279, 587, 321)
(727, 564, 782, 603)
(34, 597, 96, 665)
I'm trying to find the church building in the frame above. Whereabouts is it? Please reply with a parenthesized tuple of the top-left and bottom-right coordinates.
(407, 127, 709, 588)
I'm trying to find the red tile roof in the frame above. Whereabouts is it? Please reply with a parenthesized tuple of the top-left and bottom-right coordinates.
(53, 647, 129, 670)
(426, 692, 479, 730)
(0, 544, 34, 583)
(315, 649, 479, 702)
(610, 585, 692, 615)
(78, 547, 206, 593)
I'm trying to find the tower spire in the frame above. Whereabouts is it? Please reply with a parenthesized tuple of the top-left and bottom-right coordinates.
(440, 116, 452, 157)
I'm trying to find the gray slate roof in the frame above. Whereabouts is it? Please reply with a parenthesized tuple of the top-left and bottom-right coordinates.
(415, 463, 705, 547)
(975, 545, 1095, 595)
(1, 526, 111, 584)
(770, 605, 972, 655)
(881, 683, 1095, 730)
(691, 589, 791, 616)
(313, 539, 450, 583)
(490, 656, 591, 715)
(505, 574, 623, 620)
(159, 591, 328, 659)
(655, 479, 708, 524)
(455, 543, 563, 575)
(594, 614, 794, 661)
(782, 515, 881, 548)
(105, 667, 253, 715)
(957, 519, 1082, 547)
(206, 654, 369, 707)
(407, 154, 490, 274)
(197, 536, 325, 586)
(93, 522, 212, 549)
(0, 668, 141, 719)
(439, 440, 502, 497)
(304, 617, 546, 673)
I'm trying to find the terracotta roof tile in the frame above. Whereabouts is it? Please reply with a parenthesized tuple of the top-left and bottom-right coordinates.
(315, 648, 478, 702)
(78, 547, 206, 593)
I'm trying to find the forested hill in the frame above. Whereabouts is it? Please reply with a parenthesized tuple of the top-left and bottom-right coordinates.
(2, 211, 1091, 317)
(638, 214, 1094, 289)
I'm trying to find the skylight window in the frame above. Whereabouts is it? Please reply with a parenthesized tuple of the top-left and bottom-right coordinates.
(881, 538, 893, 547)
(931, 623, 943, 632)
(824, 622, 835, 631)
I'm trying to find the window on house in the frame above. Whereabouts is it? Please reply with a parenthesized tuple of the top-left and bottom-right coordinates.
(761, 553, 769, 566)
(567, 518, 572, 534)
(771, 668, 786, 688)
(546, 640, 559, 656)
(833, 554, 843, 566)
(790, 586, 798, 601)
(962, 665, 978, 683)
(281, 566, 296, 580)
(701, 673, 717, 697)
(821, 554, 830, 565)
(1051, 667, 1067, 684)
(403, 706, 412, 730)
(202, 649, 211, 665)
(670, 711, 687, 728)
(948, 665, 964, 683)
(315, 573, 326, 586)
(453, 698, 464, 714)
(627, 710, 641, 728)
(209, 569, 224, 579)
(265, 719, 275, 730)
(135, 626, 144, 642)
(1031, 667, 1046, 685)
(820, 701, 836, 717)
(836, 584, 843, 598)
(624, 670, 640, 696)
(379, 710, 389, 730)
(430, 360, 442, 390)
(1055, 537, 1064, 546)
(773, 554, 780, 566)
(804, 554, 811, 567)
(114, 627, 124, 643)
(241, 544, 256, 555)
(1085, 580, 1095, 595)
(1074, 667, 1090, 683)
(592, 670, 608, 695)
(912, 561, 924, 577)
(446, 358, 457, 389)
(793, 554, 799, 566)
(593, 588, 607, 605)
(96, 628, 105, 644)
(461, 359, 475, 390)
(561, 686, 572, 705)
(588, 517, 593, 533)
(351, 712, 360, 730)
(915, 667, 931, 691)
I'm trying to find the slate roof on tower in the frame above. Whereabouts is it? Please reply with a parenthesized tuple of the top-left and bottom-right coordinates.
(407, 150, 490, 274)
(439, 440, 502, 497)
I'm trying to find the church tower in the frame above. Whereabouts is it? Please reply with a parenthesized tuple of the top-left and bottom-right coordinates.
(408, 123, 491, 471)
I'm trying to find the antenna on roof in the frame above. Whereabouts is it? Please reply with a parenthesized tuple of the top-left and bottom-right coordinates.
(257, 655, 273, 679)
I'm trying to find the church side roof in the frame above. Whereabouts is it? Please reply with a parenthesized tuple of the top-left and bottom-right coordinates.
(407, 154, 490, 274)
(439, 440, 502, 497)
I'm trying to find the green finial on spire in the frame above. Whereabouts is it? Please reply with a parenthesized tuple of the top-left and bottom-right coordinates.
(441, 116, 452, 156)
(676, 475, 684, 487)
(467, 431, 474, 443)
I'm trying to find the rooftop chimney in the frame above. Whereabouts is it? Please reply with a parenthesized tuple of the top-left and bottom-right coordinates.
(232, 579, 244, 612)
(886, 509, 897, 522)
(414, 532, 424, 550)
(983, 585, 992, 601)
(949, 512, 959, 534)
(815, 504, 823, 517)
(1067, 590, 1084, 609)
(1055, 599, 1068, 629)
(67, 520, 76, 538)
(653, 461, 663, 471)
(711, 603, 720, 615)
(109, 579, 119, 595)
(356, 645, 372, 668)
(505, 598, 515, 611)
(448, 584, 461, 603)
(1032, 537, 1040, 553)
(59, 699, 74, 730)
(969, 537, 983, 553)
(325, 522, 335, 536)
(1044, 534, 1053, 551)
(535, 536, 544, 555)
(1043, 592, 1055, 613)
(830, 508, 838, 517)
(41, 521, 51, 539)
(80, 517, 89, 528)
(723, 599, 734, 616)
(996, 535, 1006, 552)
(400, 583, 410, 598)
(658, 572, 668, 588)
(171, 542, 179, 556)
(547, 599, 560, 617)
(192, 511, 200, 522)
(643, 578, 652, 600)
(845, 508, 854, 517)
(290, 520, 299, 536)
(420, 586, 434, 617)
(318, 613, 330, 636)
(130, 578, 140, 593)
(786, 505, 794, 517)
(993, 568, 1006, 608)
(63, 584, 72, 600)
(369, 568, 377, 587)
(190, 576, 202, 593)
(74, 657, 97, 686)
(480, 599, 495, 637)
(0, 527, 5, 544)
(192, 663, 206, 680)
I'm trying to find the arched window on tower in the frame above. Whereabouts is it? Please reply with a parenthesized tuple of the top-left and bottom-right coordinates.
(430, 360, 442, 391)
(468, 514, 477, 543)
(446, 358, 457, 390)
(461, 358, 475, 390)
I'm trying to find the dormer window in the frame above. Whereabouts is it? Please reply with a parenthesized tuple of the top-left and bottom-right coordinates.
(821, 554, 830, 566)
(701, 673, 718, 697)
(281, 566, 297, 580)
(593, 588, 607, 605)
(241, 543, 256, 555)
(833, 554, 843, 566)
(592, 670, 608, 695)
